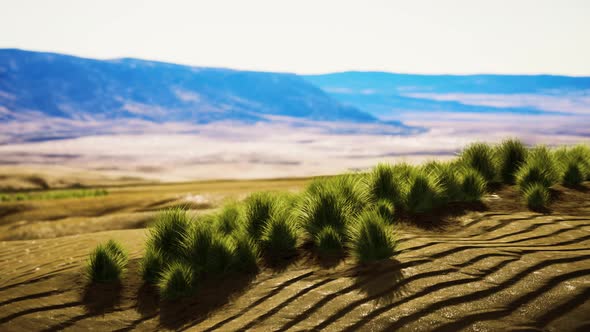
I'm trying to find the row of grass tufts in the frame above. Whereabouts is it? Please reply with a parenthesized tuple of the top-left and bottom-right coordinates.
(127, 139, 589, 299)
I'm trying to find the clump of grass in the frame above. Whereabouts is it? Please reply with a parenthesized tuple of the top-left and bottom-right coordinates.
(158, 261, 195, 299)
(330, 174, 370, 215)
(141, 247, 165, 283)
(86, 239, 128, 283)
(314, 226, 344, 256)
(243, 192, 277, 240)
(214, 202, 244, 236)
(182, 223, 234, 275)
(375, 199, 395, 223)
(259, 207, 298, 257)
(298, 183, 352, 239)
(459, 142, 496, 182)
(495, 138, 528, 184)
(523, 183, 550, 211)
(427, 161, 463, 203)
(402, 171, 443, 214)
(554, 145, 590, 187)
(146, 207, 192, 260)
(516, 145, 559, 190)
(231, 232, 260, 272)
(348, 210, 396, 263)
(460, 169, 487, 202)
(365, 163, 402, 205)
(561, 160, 585, 187)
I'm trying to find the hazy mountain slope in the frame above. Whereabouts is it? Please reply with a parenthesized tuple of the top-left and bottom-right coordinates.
(304, 72, 590, 117)
(0, 49, 376, 124)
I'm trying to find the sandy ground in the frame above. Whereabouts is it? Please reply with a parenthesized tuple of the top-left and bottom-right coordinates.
(0, 179, 589, 331)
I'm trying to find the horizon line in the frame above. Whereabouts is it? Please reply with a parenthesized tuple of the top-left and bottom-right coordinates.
(3, 46, 590, 78)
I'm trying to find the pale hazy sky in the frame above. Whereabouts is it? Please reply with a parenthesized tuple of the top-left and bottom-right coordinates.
(1, 0, 589, 75)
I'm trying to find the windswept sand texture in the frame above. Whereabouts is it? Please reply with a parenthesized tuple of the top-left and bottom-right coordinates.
(1, 180, 589, 331)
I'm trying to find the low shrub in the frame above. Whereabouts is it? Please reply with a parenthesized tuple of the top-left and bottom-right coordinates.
(495, 138, 528, 184)
(86, 239, 128, 283)
(523, 183, 550, 211)
(158, 261, 195, 299)
(459, 142, 496, 182)
(348, 210, 395, 263)
(460, 169, 487, 202)
(146, 207, 191, 259)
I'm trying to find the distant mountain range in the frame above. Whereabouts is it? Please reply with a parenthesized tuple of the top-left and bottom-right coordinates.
(1, 49, 588, 144)
(305, 72, 590, 117)
(0, 49, 379, 124)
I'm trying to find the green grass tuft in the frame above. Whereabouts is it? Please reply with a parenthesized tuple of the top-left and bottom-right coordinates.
(348, 210, 396, 263)
(459, 142, 496, 182)
(516, 145, 559, 191)
(243, 192, 277, 240)
(522, 183, 551, 211)
(259, 206, 298, 257)
(460, 169, 487, 202)
(495, 138, 528, 184)
(298, 183, 352, 239)
(86, 239, 128, 283)
(182, 223, 235, 274)
(375, 199, 395, 223)
(427, 161, 463, 203)
(365, 163, 403, 204)
(158, 261, 195, 299)
(314, 226, 345, 256)
(402, 171, 443, 214)
(230, 231, 260, 272)
(146, 207, 192, 260)
(141, 247, 165, 284)
(214, 202, 244, 236)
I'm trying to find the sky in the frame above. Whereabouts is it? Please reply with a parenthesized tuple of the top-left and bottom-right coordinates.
(1, 0, 589, 75)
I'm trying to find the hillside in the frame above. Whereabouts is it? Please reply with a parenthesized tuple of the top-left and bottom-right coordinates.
(305, 72, 590, 117)
(0, 50, 419, 143)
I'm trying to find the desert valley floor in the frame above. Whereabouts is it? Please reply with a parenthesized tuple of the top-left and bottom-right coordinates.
(1, 175, 589, 331)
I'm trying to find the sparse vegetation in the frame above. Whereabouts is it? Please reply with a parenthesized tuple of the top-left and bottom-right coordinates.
(0, 188, 108, 202)
(86, 239, 128, 283)
(132, 140, 589, 298)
